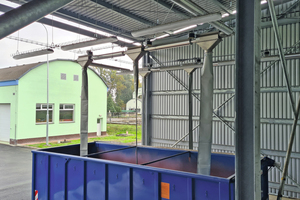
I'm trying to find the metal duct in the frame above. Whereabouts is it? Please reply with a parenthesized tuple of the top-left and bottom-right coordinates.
(131, 13, 222, 37)
(196, 34, 221, 175)
(0, 0, 74, 40)
(78, 51, 93, 156)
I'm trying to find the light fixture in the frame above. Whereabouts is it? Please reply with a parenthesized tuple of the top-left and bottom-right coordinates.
(232, 10, 237, 14)
(93, 51, 125, 60)
(261, 0, 267, 4)
(131, 13, 222, 38)
(60, 37, 118, 51)
(13, 48, 54, 60)
(222, 13, 229, 18)
(150, 34, 170, 42)
(173, 24, 197, 34)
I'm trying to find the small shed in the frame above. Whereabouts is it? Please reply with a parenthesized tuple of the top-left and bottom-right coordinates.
(126, 98, 142, 114)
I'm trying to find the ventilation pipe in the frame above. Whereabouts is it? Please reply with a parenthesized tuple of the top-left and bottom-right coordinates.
(126, 47, 145, 163)
(77, 51, 93, 156)
(193, 33, 222, 175)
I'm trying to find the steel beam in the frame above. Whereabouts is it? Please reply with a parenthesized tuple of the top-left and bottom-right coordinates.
(235, 0, 261, 199)
(277, 96, 300, 199)
(268, 0, 296, 115)
(90, 0, 153, 26)
(0, 0, 74, 40)
(170, 0, 233, 35)
(0, 4, 136, 47)
(278, 0, 300, 19)
(156, 0, 191, 17)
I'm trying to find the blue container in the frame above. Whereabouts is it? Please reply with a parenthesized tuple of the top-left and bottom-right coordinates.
(32, 142, 235, 200)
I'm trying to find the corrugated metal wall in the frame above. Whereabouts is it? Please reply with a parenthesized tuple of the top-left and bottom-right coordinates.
(148, 2, 300, 198)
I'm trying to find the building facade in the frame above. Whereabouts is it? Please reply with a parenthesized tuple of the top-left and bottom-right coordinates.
(0, 60, 107, 144)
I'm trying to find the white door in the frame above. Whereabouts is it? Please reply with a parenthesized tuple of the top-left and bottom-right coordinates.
(0, 104, 11, 142)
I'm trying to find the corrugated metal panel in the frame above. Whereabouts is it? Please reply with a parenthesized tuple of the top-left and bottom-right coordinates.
(149, 4, 300, 197)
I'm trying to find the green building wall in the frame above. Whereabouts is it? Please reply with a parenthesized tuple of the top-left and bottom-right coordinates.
(0, 85, 18, 142)
(0, 60, 107, 144)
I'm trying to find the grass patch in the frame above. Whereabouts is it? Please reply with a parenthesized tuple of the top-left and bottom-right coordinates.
(27, 124, 141, 149)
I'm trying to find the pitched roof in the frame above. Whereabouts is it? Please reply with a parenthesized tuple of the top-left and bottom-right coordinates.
(0, 62, 40, 82)
(0, 59, 108, 87)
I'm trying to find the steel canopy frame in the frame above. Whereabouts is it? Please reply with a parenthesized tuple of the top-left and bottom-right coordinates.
(0, 0, 74, 40)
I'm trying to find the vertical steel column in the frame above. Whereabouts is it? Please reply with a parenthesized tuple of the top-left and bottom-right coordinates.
(196, 34, 221, 175)
(235, 0, 261, 199)
(78, 52, 93, 156)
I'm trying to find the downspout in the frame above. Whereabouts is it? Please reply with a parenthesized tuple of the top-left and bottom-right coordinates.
(0, 0, 74, 40)
(14, 85, 18, 145)
(140, 67, 151, 145)
(194, 33, 222, 175)
(184, 68, 196, 150)
(77, 51, 93, 156)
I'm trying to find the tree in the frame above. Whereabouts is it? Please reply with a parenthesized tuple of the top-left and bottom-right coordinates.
(94, 67, 142, 112)
(107, 94, 116, 113)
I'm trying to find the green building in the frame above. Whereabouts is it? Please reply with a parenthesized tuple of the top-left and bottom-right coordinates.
(0, 60, 107, 145)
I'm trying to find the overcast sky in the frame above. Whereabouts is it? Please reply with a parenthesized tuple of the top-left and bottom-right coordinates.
(0, 0, 133, 69)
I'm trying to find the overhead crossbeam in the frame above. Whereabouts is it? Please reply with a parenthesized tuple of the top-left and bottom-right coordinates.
(0, 4, 136, 48)
(0, 0, 74, 40)
(90, 0, 153, 26)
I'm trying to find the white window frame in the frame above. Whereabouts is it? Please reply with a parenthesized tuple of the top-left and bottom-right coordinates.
(59, 104, 75, 123)
(36, 103, 54, 124)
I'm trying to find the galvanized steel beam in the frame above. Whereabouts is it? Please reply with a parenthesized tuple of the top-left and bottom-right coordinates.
(278, 0, 300, 19)
(235, 0, 261, 199)
(268, 0, 296, 115)
(0, 0, 74, 40)
(277, 96, 300, 199)
(170, 0, 233, 35)
(90, 0, 153, 26)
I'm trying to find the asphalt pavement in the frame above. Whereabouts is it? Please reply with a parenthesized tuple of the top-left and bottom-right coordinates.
(0, 144, 32, 200)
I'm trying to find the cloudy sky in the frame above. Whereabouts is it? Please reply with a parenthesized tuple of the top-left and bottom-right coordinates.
(0, 0, 133, 69)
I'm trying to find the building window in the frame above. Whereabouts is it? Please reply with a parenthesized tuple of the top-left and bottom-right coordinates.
(61, 73, 66, 80)
(74, 75, 79, 81)
(36, 104, 53, 124)
(59, 104, 74, 122)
